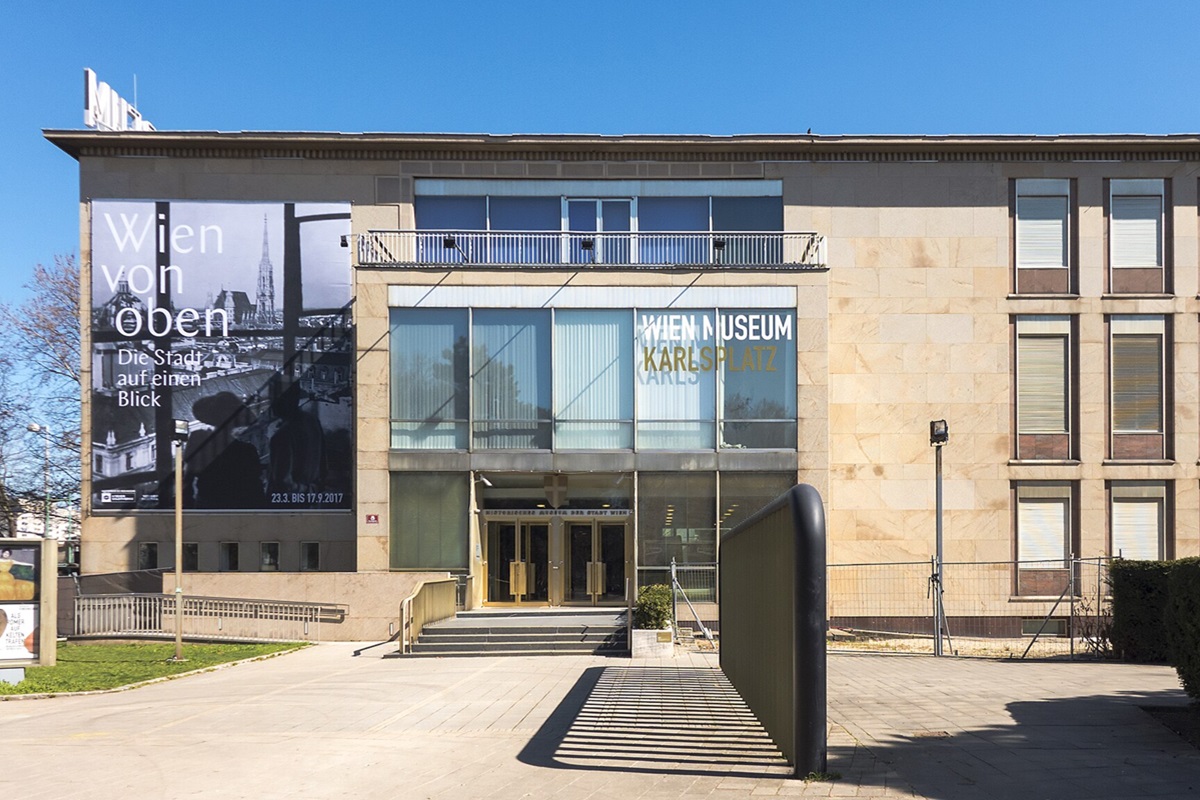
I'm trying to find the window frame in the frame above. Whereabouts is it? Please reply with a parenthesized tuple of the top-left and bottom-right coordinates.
(1108, 178, 1170, 293)
(1108, 481, 1170, 561)
(182, 542, 199, 572)
(137, 542, 158, 571)
(219, 541, 240, 572)
(1109, 315, 1169, 460)
(1014, 315, 1074, 460)
(259, 542, 280, 572)
(300, 541, 320, 571)
(1013, 179, 1075, 294)
(1013, 482, 1077, 598)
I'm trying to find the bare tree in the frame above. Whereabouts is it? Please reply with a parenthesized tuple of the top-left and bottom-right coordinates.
(0, 254, 81, 503)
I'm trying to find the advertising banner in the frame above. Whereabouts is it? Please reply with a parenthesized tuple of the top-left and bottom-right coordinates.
(0, 544, 39, 662)
(90, 201, 353, 511)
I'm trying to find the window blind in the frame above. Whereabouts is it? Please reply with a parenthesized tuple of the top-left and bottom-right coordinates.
(1112, 333, 1163, 432)
(1111, 195, 1163, 268)
(1111, 498, 1162, 560)
(1016, 195, 1068, 268)
(1018, 496, 1069, 565)
(1017, 334, 1068, 433)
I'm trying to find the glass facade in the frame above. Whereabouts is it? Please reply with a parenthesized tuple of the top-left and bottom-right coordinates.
(390, 472, 470, 570)
(388, 307, 797, 452)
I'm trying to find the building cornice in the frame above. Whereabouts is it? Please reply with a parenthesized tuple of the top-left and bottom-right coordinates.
(43, 129, 1200, 163)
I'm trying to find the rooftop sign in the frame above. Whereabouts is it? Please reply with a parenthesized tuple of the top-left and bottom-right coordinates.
(84, 68, 154, 131)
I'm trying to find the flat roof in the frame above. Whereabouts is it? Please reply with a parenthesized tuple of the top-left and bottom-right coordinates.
(43, 129, 1200, 162)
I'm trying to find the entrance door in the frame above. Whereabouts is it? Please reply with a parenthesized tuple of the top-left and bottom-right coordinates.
(565, 521, 627, 605)
(486, 521, 549, 603)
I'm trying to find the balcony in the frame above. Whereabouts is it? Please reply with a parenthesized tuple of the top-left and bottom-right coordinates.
(354, 230, 826, 270)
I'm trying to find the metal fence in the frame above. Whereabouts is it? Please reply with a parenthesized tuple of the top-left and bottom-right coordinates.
(356, 230, 826, 269)
(638, 563, 719, 633)
(828, 557, 1113, 659)
(637, 557, 1114, 659)
(75, 594, 347, 643)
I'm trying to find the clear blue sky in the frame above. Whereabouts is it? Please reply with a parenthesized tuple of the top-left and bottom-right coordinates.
(2, 0, 1198, 306)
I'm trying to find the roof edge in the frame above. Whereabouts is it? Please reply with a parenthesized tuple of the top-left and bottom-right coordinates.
(43, 129, 1200, 162)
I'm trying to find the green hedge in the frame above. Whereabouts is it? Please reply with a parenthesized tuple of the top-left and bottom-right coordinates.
(1110, 560, 1173, 663)
(633, 584, 673, 630)
(1164, 558, 1200, 700)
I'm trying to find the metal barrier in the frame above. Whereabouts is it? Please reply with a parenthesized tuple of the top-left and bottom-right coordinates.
(399, 576, 459, 654)
(720, 483, 827, 778)
(75, 594, 346, 642)
(828, 557, 1113, 659)
(356, 230, 826, 270)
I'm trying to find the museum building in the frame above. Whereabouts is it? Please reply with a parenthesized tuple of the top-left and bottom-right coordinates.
(46, 129, 1200, 638)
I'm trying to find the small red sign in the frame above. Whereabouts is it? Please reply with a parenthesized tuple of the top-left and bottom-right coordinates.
(365, 514, 379, 524)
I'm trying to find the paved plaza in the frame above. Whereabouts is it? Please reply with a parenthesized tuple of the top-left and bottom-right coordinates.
(3, 644, 1199, 799)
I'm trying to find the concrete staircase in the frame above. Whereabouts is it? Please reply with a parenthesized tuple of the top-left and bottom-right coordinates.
(410, 608, 629, 657)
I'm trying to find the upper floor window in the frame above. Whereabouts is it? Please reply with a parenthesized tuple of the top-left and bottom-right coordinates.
(1014, 315, 1073, 460)
(1014, 179, 1072, 294)
(1109, 179, 1169, 293)
(1110, 315, 1168, 460)
(406, 182, 791, 267)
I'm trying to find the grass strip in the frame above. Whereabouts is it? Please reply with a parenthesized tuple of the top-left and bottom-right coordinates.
(0, 641, 304, 695)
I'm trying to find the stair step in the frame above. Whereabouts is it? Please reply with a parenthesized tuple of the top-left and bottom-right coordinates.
(421, 625, 625, 636)
(418, 632, 624, 644)
(406, 648, 629, 658)
(411, 610, 632, 658)
(413, 640, 626, 654)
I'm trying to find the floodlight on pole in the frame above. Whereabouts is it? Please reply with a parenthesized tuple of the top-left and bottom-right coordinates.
(929, 419, 949, 657)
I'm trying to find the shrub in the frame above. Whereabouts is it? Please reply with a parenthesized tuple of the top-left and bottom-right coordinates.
(633, 584, 673, 630)
(1165, 557, 1200, 700)
(1109, 559, 1172, 662)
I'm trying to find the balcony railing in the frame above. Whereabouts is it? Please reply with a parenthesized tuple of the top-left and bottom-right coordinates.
(355, 230, 826, 270)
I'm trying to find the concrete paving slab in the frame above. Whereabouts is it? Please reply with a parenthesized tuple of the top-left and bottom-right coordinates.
(3, 645, 1200, 798)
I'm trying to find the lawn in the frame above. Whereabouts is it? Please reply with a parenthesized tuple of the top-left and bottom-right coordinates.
(0, 641, 304, 696)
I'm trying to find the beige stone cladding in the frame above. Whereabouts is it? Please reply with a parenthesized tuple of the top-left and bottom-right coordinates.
(47, 131, 1200, 630)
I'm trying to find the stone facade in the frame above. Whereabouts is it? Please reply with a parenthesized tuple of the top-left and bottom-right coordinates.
(48, 131, 1200, 636)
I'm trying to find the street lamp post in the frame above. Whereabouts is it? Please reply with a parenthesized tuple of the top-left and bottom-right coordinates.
(929, 420, 949, 657)
(171, 419, 189, 662)
(26, 423, 50, 539)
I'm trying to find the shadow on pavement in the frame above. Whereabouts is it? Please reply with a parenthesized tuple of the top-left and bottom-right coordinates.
(517, 665, 792, 778)
(834, 688, 1200, 800)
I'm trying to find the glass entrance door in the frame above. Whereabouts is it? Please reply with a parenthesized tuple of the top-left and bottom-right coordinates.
(486, 521, 549, 603)
(565, 520, 627, 605)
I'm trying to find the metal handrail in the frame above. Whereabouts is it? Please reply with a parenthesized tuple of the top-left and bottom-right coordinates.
(398, 576, 458, 654)
(356, 229, 826, 269)
(74, 593, 346, 642)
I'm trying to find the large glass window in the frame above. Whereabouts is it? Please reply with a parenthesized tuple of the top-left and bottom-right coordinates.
(389, 305, 796, 453)
(390, 309, 469, 449)
(473, 310, 552, 449)
(637, 472, 716, 573)
(390, 473, 470, 570)
(718, 472, 796, 535)
(636, 309, 716, 449)
(554, 310, 633, 448)
(414, 196, 487, 230)
(720, 310, 797, 448)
